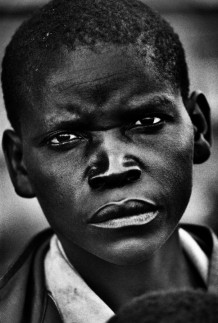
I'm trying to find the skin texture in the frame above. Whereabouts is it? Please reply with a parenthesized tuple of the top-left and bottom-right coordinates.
(2, 45, 211, 310)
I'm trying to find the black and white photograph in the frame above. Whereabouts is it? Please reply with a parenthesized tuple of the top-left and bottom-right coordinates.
(0, 0, 218, 322)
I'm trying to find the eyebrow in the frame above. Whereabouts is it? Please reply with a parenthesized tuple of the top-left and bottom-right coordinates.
(126, 94, 177, 110)
(32, 117, 86, 145)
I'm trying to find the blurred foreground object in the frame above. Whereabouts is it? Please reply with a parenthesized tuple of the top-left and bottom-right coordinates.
(108, 289, 218, 323)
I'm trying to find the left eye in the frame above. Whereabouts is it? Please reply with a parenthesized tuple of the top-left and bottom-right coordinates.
(134, 117, 162, 126)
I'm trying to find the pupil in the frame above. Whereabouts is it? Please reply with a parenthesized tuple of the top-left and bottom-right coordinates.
(59, 134, 71, 142)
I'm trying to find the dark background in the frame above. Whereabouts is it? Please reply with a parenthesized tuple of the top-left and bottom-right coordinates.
(0, 0, 218, 264)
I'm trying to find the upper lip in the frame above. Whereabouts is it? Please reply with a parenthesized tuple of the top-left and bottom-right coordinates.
(89, 199, 158, 224)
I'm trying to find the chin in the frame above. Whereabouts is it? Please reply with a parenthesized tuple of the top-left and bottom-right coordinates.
(101, 238, 161, 266)
(93, 218, 172, 266)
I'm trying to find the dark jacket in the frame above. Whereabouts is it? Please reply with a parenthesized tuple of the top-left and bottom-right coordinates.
(1, 224, 218, 323)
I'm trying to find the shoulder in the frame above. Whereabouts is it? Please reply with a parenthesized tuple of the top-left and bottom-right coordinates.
(0, 228, 53, 288)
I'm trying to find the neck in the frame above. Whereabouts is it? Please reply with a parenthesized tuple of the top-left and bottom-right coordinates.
(60, 229, 202, 312)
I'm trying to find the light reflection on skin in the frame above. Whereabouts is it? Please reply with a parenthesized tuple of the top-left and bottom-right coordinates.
(20, 46, 194, 266)
(7, 44, 207, 310)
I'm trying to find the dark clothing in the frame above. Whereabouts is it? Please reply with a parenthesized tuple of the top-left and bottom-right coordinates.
(0, 230, 61, 323)
(0, 224, 218, 323)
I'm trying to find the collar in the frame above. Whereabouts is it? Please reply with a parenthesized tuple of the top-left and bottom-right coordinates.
(179, 228, 208, 284)
(44, 235, 114, 323)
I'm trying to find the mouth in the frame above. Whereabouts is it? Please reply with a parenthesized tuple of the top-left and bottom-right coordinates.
(89, 199, 159, 229)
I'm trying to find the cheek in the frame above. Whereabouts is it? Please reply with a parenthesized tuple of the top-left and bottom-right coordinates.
(167, 123, 194, 180)
(24, 151, 87, 225)
(156, 125, 194, 216)
(135, 121, 194, 216)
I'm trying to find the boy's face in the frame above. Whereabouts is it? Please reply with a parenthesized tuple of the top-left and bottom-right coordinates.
(19, 45, 194, 264)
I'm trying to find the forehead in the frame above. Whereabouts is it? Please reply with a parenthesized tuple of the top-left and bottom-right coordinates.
(22, 45, 177, 133)
(44, 44, 162, 93)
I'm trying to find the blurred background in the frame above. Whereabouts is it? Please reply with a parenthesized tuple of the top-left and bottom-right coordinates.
(0, 0, 218, 267)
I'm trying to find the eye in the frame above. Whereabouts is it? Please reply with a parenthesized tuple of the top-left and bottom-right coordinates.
(134, 116, 162, 126)
(48, 133, 81, 146)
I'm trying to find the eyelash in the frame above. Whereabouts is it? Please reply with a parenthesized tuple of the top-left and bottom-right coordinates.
(46, 116, 166, 147)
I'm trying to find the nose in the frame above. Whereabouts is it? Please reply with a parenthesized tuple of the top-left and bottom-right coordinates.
(88, 136, 142, 190)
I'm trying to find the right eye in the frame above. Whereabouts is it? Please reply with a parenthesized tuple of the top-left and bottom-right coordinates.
(48, 132, 82, 147)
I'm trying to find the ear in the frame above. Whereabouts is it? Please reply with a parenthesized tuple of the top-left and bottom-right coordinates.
(186, 91, 211, 164)
(2, 130, 35, 198)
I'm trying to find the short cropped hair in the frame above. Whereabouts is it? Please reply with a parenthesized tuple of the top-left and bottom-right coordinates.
(1, 0, 190, 132)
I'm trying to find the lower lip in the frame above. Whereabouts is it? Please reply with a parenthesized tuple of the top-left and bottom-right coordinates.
(90, 211, 158, 229)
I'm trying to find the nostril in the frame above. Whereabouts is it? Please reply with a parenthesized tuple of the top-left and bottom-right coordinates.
(88, 176, 105, 190)
(126, 168, 141, 183)
(88, 168, 141, 190)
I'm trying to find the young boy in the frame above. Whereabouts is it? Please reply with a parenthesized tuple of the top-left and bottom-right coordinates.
(0, 0, 217, 322)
